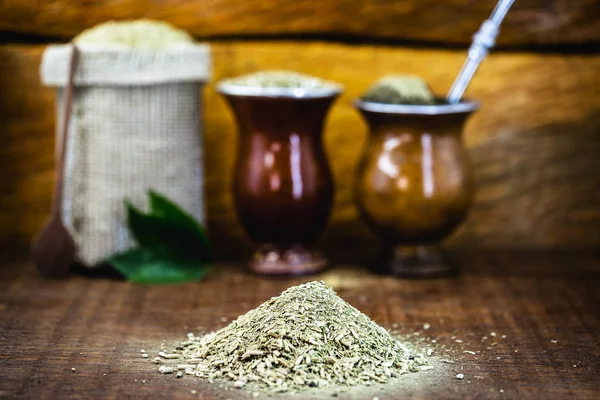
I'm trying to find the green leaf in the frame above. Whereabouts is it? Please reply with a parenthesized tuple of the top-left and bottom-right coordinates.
(109, 248, 206, 284)
(148, 190, 211, 259)
(126, 201, 210, 263)
(148, 190, 204, 233)
(108, 247, 154, 277)
(129, 260, 206, 284)
(110, 192, 212, 284)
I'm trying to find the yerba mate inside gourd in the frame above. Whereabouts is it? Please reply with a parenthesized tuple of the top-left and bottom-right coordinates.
(221, 70, 340, 89)
(361, 75, 436, 105)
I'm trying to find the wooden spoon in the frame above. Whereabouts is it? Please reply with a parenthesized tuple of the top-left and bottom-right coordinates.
(32, 44, 80, 277)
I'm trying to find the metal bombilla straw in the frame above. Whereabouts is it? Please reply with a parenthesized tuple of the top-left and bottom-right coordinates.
(446, 0, 515, 104)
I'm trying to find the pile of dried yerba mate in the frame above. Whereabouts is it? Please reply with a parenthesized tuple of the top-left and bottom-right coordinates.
(147, 281, 427, 394)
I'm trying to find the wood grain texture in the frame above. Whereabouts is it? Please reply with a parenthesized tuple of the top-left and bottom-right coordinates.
(1, 252, 600, 399)
(0, 0, 599, 46)
(1, 42, 600, 262)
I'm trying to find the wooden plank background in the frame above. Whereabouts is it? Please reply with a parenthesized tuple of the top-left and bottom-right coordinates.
(1, 42, 599, 261)
(0, 0, 599, 46)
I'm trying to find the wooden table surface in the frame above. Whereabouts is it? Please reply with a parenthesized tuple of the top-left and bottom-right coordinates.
(1, 251, 599, 399)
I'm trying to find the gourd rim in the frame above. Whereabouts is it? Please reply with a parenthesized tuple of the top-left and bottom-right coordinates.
(354, 99, 480, 115)
(216, 82, 343, 99)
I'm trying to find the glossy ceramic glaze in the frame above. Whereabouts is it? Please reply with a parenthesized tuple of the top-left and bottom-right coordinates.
(354, 100, 479, 277)
(218, 85, 340, 275)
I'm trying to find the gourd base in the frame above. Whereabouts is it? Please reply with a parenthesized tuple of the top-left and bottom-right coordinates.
(388, 245, 452, 278)
(250, 245, 327, 276)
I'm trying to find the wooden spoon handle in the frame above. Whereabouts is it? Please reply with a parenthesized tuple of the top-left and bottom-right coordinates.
(51, 43, 79, 218)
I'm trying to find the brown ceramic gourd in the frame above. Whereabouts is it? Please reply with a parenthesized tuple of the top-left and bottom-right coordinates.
(354, 100, 479, 277)
(217, 83, 341, 275)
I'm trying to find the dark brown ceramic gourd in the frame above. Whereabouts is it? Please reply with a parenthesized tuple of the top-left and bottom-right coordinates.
(218, 84, 341, 275)
(354, 100, 479, 277)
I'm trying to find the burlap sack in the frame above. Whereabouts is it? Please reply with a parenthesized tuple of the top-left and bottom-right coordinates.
(40, 44, 211, 267)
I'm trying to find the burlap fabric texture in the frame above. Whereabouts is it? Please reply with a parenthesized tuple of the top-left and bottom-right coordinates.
(40, 44, 211, 267)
